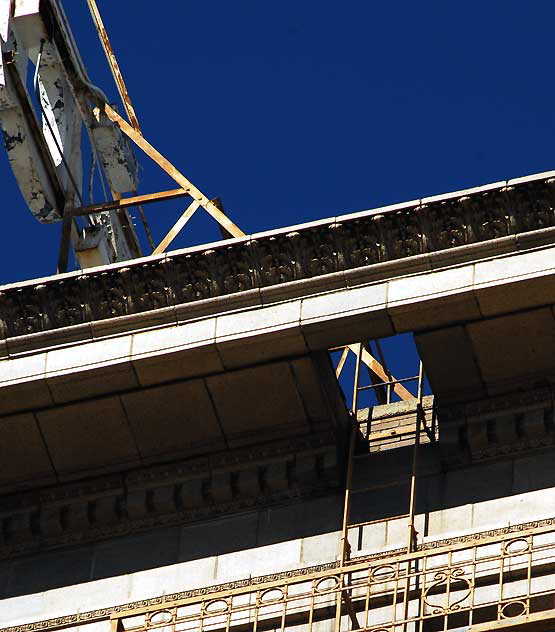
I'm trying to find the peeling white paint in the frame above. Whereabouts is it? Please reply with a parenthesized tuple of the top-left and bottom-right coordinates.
(0, 0, 12, 43)
(91, 106, 138, 194)
(0, 0, 142, 264)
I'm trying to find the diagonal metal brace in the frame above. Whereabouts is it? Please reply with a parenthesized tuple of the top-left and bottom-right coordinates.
(103, 103, 246, 239)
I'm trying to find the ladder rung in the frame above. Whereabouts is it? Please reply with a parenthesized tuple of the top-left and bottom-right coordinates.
(352, 425, 429, 449)
(357, 374, 420, 391)
(350, 478, 409, 494)
(368, 427, 417, 441)
(348, 514, 410, 530)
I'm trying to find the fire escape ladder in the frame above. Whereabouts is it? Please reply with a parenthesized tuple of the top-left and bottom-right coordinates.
(335, 340, 430, 631)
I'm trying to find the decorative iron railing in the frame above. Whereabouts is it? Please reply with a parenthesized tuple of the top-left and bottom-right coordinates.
(112, 521, 555, 632)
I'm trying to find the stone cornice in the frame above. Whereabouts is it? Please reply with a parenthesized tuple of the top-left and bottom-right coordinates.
(439, 385, 555, 463)
(358, 387, 555, 463)
(1, 171, 554, 348)
(0, 432, 339, 561)
(3, 515, 555, 632)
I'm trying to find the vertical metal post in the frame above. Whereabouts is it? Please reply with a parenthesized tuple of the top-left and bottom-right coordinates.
(85, 1, 159, 255)
(403, 360, 424, 632)
(351, 342, 363, 416)
(407, 360, 424, 553)
(375, 339, 392, 404)
(335, 342, 362, 632)
(57, 213, 73, 273)
(342, 342, 362, 565)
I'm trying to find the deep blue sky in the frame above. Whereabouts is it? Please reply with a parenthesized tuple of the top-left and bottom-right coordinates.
(1, 0, 554, 286)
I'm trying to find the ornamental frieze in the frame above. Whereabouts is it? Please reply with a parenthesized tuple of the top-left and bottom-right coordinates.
(0, 433, 338, 562)
(0, 175, 554, 340)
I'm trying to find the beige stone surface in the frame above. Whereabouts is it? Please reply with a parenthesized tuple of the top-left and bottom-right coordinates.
(121, 380, 224, 460)
(132, 319, 216, 357)
(474, 246, 555, 286)
(415, 325, 486, 401)
(207, 361, 308, 445)
(301, 282, 392, 349)
(47, 362, 138, 404)
(476, 272, 555, 318)
(0, 243, 553, 416)
(290, 356, 329, 423)
(216, 302, 301, 339)
(467, 307, 555, 386)
(216, 325, 307, 369)
(133, 343, 224, 387)
(388, 266, 474, 304)
(301, 283, 388, 321)
(37, 396, 140, 477)
(46, 337, 132, 373)
(128, 557, 217, 601)
(0, 380, 53, 416)
(390, 290, 481, 333)
(131, 318, 222, 386)
(0, 413, 54, 490)
(0, 352, 47, 385)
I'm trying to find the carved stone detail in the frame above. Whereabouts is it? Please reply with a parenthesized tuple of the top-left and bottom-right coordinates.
(0, 433, 339, 561)
(253, 233, 301, 286)
(1, 175, 555, 339)
(424, 200, 469, 250)
(438, 385, 555, 463)
(338, 218, 382, 269)
(85, 269, 130, 321)
(127, 260, 172, 312)
(0, 285, 46, 337)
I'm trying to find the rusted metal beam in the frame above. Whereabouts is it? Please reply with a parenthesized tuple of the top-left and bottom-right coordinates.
(152, 199, 201, 255)
(131, 191, 156, 252)
(347, 344, 414, 401)
(363, 342, 388, 404)
(212, 197, 234, 240)
(65, 188, 190, 217)
(104, 104, 246, 238)
(57, 214, 73, 273)
(86, 0, 142, 132)
(335, 346, 349, 379)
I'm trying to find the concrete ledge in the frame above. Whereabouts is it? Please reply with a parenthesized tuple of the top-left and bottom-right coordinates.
(1, 171, 555, 357)
(0, 244, 553, 412)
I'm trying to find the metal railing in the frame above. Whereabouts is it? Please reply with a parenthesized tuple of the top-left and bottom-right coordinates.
(112, 520, 555, 632)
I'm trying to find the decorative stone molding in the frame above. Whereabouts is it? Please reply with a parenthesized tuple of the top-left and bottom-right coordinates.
(358, 396, 436, 451)
(1, 173, 554, 344)
(356, 387, 554, 462)
(4, 514, 555, 632)
(0, 433, 339, 561)
(439, 385, 555, 463)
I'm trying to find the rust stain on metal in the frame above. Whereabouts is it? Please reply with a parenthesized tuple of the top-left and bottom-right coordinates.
(86, 0, 141, 132)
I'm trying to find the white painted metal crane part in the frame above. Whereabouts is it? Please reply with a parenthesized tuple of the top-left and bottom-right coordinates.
(0, 1, 62, 221)
(0, 0, 141, 266)
(91, 105, 139, 194)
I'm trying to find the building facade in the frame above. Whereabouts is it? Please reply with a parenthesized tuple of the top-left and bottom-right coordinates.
(0, 171, 555, 632)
